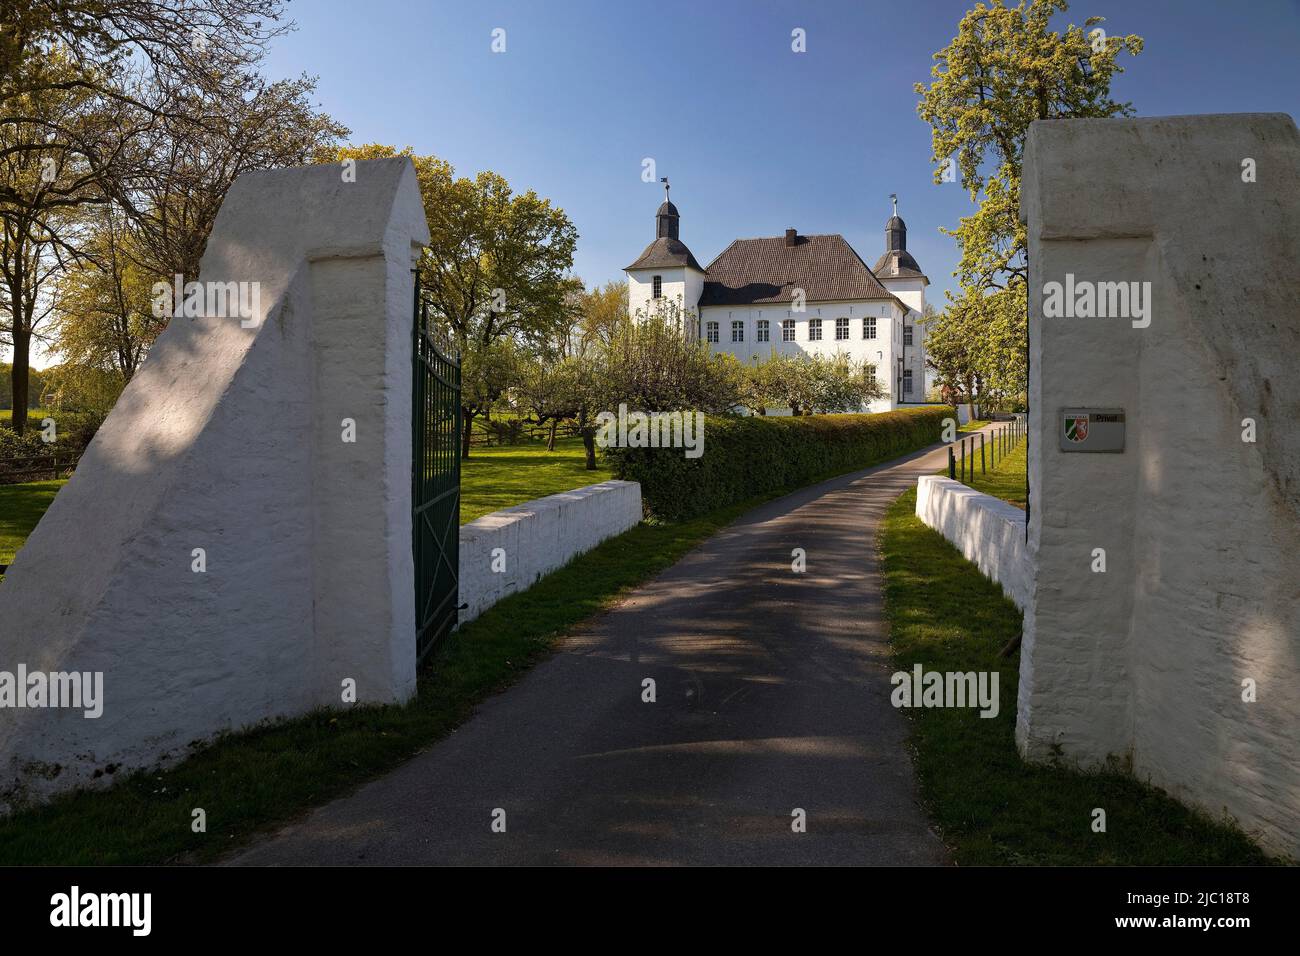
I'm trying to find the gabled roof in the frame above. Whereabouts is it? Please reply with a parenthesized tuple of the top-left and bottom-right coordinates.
(625, 236, 705, 272)
(698, 233, 903, 307)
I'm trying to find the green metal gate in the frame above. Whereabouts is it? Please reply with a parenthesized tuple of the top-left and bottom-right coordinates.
(412, 277, 462, 664)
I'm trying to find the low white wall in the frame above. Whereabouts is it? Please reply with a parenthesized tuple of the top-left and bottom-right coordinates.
(458, 480, 642, 624)
(915, 475, 1030, 612)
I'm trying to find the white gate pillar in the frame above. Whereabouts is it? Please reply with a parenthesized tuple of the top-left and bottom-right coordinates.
(0, 158, 429, 809)
(1019, 115, 1299, 856)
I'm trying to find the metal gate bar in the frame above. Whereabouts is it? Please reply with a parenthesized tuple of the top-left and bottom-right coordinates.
(411, 275, 461, 664)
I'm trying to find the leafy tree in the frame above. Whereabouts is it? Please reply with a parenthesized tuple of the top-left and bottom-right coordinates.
(916, 0, 1142, 395)
(923, 297, 983, 410)
(127, 75, 347, 287)
(604, 299, 745, 415)
(1, 0, 290, 217)
(575, 280, 628, 347)
(2, 11, 344, 425)
(48, 204, 162, 383)
(743, 351, 884, 416)
(327, 145, 581, 458)
(0, 50, 99, 432)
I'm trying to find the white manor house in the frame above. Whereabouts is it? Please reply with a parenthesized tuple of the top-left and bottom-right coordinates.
(624, 187, 929, 413)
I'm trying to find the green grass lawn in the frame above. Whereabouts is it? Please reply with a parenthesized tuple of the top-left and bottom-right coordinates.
(460, 436, 611, 523)
(0, 479, 65, 573)
(950, 433, 1027, 508)
(0, 492, 761, 865)
(0, 427, 952, 864)
(880, 486, 1271, 865)
(1, 406, 54, 426)
(0, 439, 601, 571)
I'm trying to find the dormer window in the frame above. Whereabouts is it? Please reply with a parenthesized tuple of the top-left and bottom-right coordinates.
(652, 276, 662, 299)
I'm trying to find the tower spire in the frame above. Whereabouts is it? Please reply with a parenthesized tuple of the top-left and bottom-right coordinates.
(655, 179, 679, 240)
(890, 193, 898, 217)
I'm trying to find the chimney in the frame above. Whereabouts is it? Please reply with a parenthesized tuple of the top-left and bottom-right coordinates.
(784, 228, 797, 246)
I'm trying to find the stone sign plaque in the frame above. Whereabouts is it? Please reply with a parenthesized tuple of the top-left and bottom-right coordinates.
(1059, 407, 1125, 452)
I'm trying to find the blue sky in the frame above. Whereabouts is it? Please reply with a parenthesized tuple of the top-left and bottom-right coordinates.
(268, 0, 1295, 306)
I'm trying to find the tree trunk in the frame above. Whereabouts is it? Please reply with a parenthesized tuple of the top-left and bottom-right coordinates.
(10, 329, 30, 436)
(582, 429, 597, 470)
(547, 419, 558, 451)
(461, 408, 475, 459)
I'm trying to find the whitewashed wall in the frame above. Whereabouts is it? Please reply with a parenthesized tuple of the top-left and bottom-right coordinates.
(1019, 113, 1300, 857)
(698, 298, 921, 411)
(458, 480, 642, 624)
(915, 476, 1030, 611)
(0, 158, 429, 810)
(627, 266, 704, 325)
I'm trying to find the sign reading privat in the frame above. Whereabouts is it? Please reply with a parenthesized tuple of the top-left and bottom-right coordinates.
(1059, 408, 1125, 453)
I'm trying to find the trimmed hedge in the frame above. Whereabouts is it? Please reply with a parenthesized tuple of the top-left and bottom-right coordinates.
(607, 405, 955, 521)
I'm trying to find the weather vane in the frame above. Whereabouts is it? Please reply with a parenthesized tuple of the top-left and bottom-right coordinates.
(890, 193, 898, 216)
(661, 177, 670, 202)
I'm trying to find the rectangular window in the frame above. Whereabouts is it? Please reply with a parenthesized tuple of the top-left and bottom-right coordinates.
(782, 319, 795, 342)
(903, 369, 914, 395)
(706, 321, 719, 343)
(731, 320, 744, 343)
(835, 317, 849, 340)
(652, 275, 662, 299)
(757, 319, 770, 342)
(904, 324, 913, 346)
(863, 317, 877, 339)
(809, 318, 822, 341)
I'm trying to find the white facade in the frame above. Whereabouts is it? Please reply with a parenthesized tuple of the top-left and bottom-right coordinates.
(625, 198, 930, 413)
(628, 265, 704, 334)
(698, 298, 924, 412)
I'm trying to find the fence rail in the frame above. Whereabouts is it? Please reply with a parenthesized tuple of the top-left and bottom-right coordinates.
(0, 451, 82, 484)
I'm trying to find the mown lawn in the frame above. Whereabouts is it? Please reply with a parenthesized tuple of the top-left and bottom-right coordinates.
(0, 479, 66, 574)
(1, 407, 54, 426)
(0, 493, 757, 865)
(950, 431, 1027, 508)
(461, 437, 611, 523)
(0, 439, 603, 574)
(880, 486, 1272, 865)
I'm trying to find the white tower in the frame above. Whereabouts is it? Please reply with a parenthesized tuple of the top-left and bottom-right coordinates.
(624, 179, 705, 336)
(872, 196, 930, 402)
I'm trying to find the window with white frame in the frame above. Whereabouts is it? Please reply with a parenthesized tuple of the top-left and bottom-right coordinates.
(757, 319, 770, 342)
(782, 319, 795, 342)
(835, 317, 849, 340)
(652, 275, 662, 299)
(903, 369, 914, 395)
(706, 321, 719, 343)
(809, 318, 822, 341)
(731, 320, 744, 343)
(863, 316, 877, 339)
(904, 324, 913, 346)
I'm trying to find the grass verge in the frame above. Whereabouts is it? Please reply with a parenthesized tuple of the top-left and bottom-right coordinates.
(950, 435, 1027, 508)
(0, 492, 761, 864)
(0, 431, 946, 864)
(0, 479, 66, 578)
(879, 486, 1272, 865)
(460, 437, 611, 523)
